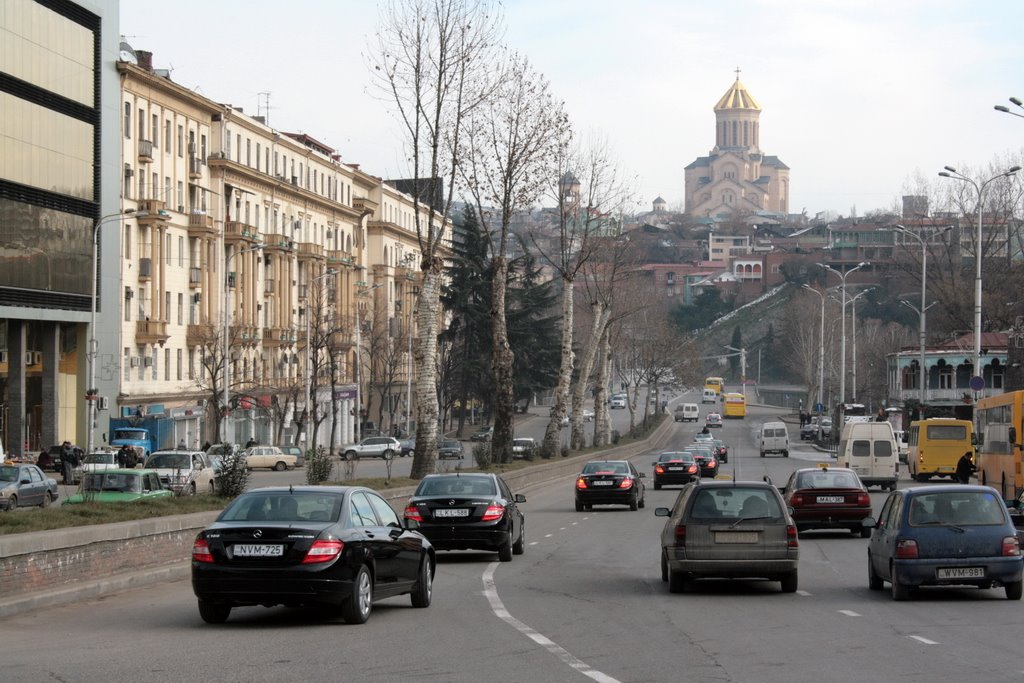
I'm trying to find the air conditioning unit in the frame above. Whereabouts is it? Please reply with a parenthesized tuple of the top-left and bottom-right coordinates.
(125, 286, 134, 299)
(177, 205, 185, 213)
(130, 357, 140, 368)
(98, 396, 109, 410)
(26, 351, 42, 365)
(124, 163, 134, 178)
(143, 357, 153, 367)
(197, 398, 207, 408)
(227, 272, 237, 288)
(192, 293, 201, 304)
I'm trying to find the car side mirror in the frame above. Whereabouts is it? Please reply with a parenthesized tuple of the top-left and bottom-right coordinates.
(763, 475, 773, 486)
(777, 486, 785, 493)
(654, 507, 670, 517)
(638, 472, 646, 478)
(21, 477, 31, 485)
(862, 517, 877, 529)
(515, 494, 526, 503)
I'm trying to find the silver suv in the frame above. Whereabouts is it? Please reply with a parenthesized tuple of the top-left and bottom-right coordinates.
(341, 436, 401, 461)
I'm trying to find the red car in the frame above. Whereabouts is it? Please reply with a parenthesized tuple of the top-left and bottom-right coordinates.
(780, 466, 872, 537)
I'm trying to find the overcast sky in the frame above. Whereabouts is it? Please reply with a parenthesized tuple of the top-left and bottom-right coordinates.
(119, 0, 1024, 218)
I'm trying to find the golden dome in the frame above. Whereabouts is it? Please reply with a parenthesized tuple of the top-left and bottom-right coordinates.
(714, 78, 761, 111)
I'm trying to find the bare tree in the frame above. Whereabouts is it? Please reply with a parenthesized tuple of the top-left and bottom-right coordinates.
(459, 53, 571, 463)
(370, 0, 502, 479)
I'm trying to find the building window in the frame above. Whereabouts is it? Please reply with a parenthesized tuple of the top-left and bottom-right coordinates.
(124, 348, 131, 381)
(246, 138, 251, 166)
(124, 287, 131, 321)
(939, 365, 953, 390)
(138, 108, 145, 140)
(177, 181, 184, 210)
(151, 348, 157, 381)
(188, 349, 195, 381)
(178, 236, 184, 267)
(177, 292, 183, 325)
(236, 134, 241, 163)
(177, 349, 183, 381)
(124, 102, 131, 138)
(164, 119, 171, 151)
(256, 143, 261, 171)
(200, 134, 207, 163)
(165, 233, 171, 265)
(177, 125, 184, 157)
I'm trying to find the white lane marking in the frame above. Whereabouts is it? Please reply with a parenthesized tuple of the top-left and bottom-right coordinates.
(560, 527, 566, 531)
(796, 590, 812, 596)
(571, 522, 578, 526)
(838, 609, 861, 617)
(908, 635, 938, 645)
(528, 541, 539, 546)
(544, 533, 553, 538)
(482, 563, 621, 683)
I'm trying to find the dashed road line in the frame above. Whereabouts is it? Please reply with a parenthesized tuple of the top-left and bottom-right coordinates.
(544, 533, 553, 538)
(838, 609, 861, 617)
(528, 541, 539, 546)
(483, 563, 621, 683)
(908, 635, 938, 645)
(796, 590, 812, 596)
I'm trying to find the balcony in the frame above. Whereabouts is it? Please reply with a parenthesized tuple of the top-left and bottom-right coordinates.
(187, 323, 215, 347)
(137, 139, 153, 163)
(296, 242, 325, 261)
(230, 324, 260, 346)
(189, 156, 202, 179)
(328, 250, 356, 267)
(331, 330, 355, 348)
(138, 257, 152, 281)
(188, 212, 216, 238)
(189, 267, 202, 288)
(136, 319, 169, 346)
(137, 199, 167, 224)
(262, 326, 290, 348)
(264, 235, 296, 254)
(225, 221, 259, 244)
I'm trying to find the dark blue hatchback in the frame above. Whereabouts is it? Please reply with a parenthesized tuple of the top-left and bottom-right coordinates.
(866, 485, 1023, 600)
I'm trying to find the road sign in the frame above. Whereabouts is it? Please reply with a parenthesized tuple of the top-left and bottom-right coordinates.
(815, 403, 825, 413)
(969, 375, 985, 392)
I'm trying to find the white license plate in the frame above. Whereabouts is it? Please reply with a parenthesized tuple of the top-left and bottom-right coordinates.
(433, 508, 470, 518)
(937, 566, 985, 580)
(715, 531, 759, 544)
(233, 544, 284, 557)
(591, 480, 615, 486)
(816, 496, 845, 504)
(668, 467, 684, 471)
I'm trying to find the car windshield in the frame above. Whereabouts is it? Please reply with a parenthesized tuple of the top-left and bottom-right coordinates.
(415, 476, 497, 496)
(908, 491, 1005, 526)
(146, 453, 190, 469)
(0, 466, 18, 482)
(689, 488, 783, 520)
(221, 491, 344, 523)
(582, 462, 629, 475)
(796, 471, 859, 489)
(441, 440, 460, 449)
(115, 430, 148, 440)
(658, 452, 694, 463)
(83, 473, 142, 493)
(84, 454, 115, 465)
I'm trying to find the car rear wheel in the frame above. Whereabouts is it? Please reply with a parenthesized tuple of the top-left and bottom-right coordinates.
(382, 449, 394, 460)
(343, 451, 356, 461)
(859, 525, 871, 538)
(660, 551, 668, 582)
(867, 554, 883, 590)
(780, 570, 799, 593)
(574, 499, 584, 512)
(498, 537, 514, 562)
(184, 482, 196, 497)
(760, 451, 765, 458)
(6, 494, 16, 510)
(1005, 580, 1023, 600)
(411, 556, 433, 608)
(342, 565, 373, 624)
(654, 482, 661, 490)
(513, 526, 525, 555)
(668, 570, 688, 594)
(273, 461, 287, 471)
(629, 495, 639, 511)
(198, 600, 231, 624)
(41, 491, 53, 508)
(890, 566, 911, 601)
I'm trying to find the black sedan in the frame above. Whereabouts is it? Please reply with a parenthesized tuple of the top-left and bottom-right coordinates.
(191, 486, 434, 624)
(575, 460, 646, 511)
(404, 473, 525, 562)
(437, 438, 465, 460)
(651, 452, 700, 490)
(684, 446, 719, 479)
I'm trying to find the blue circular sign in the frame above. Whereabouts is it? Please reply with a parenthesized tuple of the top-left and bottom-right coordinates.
(969, 375, 985, 392)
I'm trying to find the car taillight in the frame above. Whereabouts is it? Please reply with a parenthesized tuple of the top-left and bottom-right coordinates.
(576, 478, 588, 489)
(789, 493, 803, 507)
(918, 453, 924, 464)
(619, 478, 633, 489)
(655, 465, 665, 474)
(688, 465, 697, 474)
(404, 505, 423, 522)
(192, 537, 214, 563)
(482, 503, 505, 521)
(856, 492, 870, 506)
(787, 524, 799, 548)
(303, 539, 344, 564)
(708, 459, 716, 468)
(674, 525, 686, 545)
(1003, 536, 1021, 557)
(895, 539, 919, 559)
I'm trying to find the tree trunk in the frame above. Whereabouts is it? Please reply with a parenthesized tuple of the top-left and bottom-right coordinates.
(542, 277, 574, 458)
(571, 302, 608, 451)
(490, 257, 515, 464)
(593, 328, 611, 447)
(410, 264, 443, 479)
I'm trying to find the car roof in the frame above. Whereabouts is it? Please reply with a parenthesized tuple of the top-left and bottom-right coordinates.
(904, 484, 1000, 496)
(692, 480, 776, 490)
(585, 459, 628, 465)
(795, 466, 856, 474)
(422, 472, 495, 480)
(243, 485, 365, 495)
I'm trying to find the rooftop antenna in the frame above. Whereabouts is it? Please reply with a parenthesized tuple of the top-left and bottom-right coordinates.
(257, 91, 273, 125)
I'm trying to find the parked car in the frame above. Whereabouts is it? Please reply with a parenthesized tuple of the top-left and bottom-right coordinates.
(192, 485, 434, 624)
(651, 452, 700, 490)
(143, 450, 216, 496)
(609, 395, 627, 409)
(656, 480, 799, 593)
(398, 437, 416, 457)
(575, 460, 646, 512)
(705, 412, 723, 428)
(779, 466, 872, 537)
(45, 443, 84, 476)
(242, 445, 297, 471)
(206, 443, 240, 457)
(342, 437, 401, 461)
(438, 438, 465, 460)
(277, 445, 305, 468)
(470, 426, 494, 442)
(512, 438, 536, 459)
(0, 464, 59, 510)
(81, 450, 122, 474)
(866, 484, 1023, 600)
(404, 472, 525, 562)
(800, 417, 833, 441)
(63, 469, 173, 505)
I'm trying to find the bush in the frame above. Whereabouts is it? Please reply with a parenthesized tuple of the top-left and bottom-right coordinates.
(216, 450, 250, 498)
(611, 430, 620, 445)
(560, 445, 569, 458)
(472, 442, 492, 468)
(305, 445, 333, 485)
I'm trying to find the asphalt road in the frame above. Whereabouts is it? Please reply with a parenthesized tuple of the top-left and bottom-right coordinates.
(11, 399, 1024, 682)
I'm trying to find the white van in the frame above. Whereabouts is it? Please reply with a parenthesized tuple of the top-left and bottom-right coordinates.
(674, 403, 700, 422)
(759, 421, 790, 458)
(702, 389, 718, 404)
(836, 421, 898, 491)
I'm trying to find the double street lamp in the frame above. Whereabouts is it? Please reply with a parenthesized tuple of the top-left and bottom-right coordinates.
(938, 165, 1021, 387)
(802, 285, 826, 422)
(818, 261, 869, 404)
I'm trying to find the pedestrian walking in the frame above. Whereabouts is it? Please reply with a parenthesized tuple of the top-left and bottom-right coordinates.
(61, 441, 77, 485)
(956, 451, 976, 484)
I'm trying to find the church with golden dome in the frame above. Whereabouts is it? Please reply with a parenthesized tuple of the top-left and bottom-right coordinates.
(684, 72, 790, 217)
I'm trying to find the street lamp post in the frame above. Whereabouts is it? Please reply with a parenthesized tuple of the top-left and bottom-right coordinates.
(939, 165, 1021, 390)
(994, 96, 1024, 120)
(304, 269, 336, 449)
(222, 243, 263, 444)
(848, 288, 873, 403)
(88, 209, 142, 455)
(802, 285, 826, 424)
(818, 261, 869, 405)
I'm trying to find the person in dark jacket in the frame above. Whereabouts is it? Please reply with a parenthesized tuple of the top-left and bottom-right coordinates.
(956, 451, 977, 484)
(61, 441, 77, 485)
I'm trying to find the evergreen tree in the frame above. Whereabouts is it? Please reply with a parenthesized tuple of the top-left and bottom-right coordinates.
(729, 326, 742, 379)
